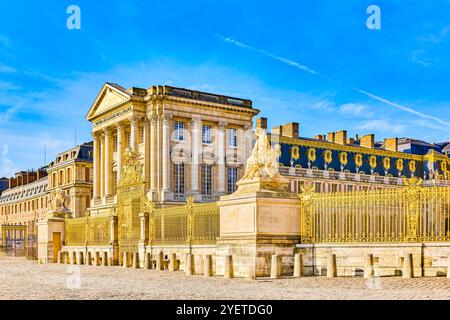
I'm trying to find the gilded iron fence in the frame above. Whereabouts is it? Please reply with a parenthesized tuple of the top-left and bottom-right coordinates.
(299, 179, 450, 244)
(65, 215, 111, 246)
(150, 197, 220, 246)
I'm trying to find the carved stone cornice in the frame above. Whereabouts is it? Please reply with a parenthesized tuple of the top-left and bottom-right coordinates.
(218, 121, 228, 130)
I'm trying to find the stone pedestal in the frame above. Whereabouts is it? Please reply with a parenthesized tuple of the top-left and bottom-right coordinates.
(37, 213, 66, 264)
(216, 177, 301, 278)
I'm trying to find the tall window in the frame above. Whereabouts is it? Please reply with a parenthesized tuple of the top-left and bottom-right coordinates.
(174, 122, 185, 141)
(202, 125, 212, 144)
(201, 165, 212, 195)
(228, 128, 237, 147)
(174, 163, 185, 194)
(227, 167, 238, 194)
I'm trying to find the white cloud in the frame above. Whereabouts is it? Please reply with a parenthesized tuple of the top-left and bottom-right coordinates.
(0, 63, 17, 73)
(411, 50, 432, 67)
(0, 144, 17, 177)
(357, 119, 406, 134)
(339, 103, 372, 116)
(312, 100, 335, 112)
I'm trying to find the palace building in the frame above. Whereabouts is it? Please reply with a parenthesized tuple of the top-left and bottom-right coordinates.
(0, 143, 93, 257)
(86, 83, 258, 216)
(1, 83, 450, 264)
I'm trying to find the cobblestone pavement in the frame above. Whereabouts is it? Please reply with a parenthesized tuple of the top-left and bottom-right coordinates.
(1, 257, 449, 300)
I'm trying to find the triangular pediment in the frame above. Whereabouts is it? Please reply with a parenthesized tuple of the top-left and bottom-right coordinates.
(86, 83, 131, 121)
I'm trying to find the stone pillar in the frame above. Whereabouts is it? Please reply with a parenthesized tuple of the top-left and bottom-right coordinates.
(190, 118, 201, 197)
(76, 252, 82, 265)
(143, 117, 151, 191)
(327, 254, 337, 278)
(150, 113, 158, 200)
(122, 252, 128, 268)
(364, 254, 374, 279)
(270, 254, 282, 279)
(204, 255, 213, 277)
(293, 253, 304, 277)
(145, 252, 152, 269)
(86, 252, 92, 265)
(132, 252, 139, 269)
(162, 113, 172, 200)
(116, 122, 124, 184)
(100, 133, 105, 197)
(403, 253, 414, 278)
(102, 252, 108, 266)
(94, 252, 100, 266)
(217, 122, 227, 194)
(37, 214, 66, 263)
(156, 251, 164, 270)
(169, 253, 177, 271)
(224, 255, 234, 279)
(139, 213, 148, 268)
(71, 252, 77, 265)
(185, 254, 194, 276)
(130, 115, 140, 152)
(57, 251, 63, 264)
(110, 216, 118, 266)
(65, 252, 70, 264)
(104, 127, 113, 197)
(92, 133, 100, 199)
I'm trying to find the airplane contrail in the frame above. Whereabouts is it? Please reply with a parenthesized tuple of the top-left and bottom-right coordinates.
(219, 35, 450, 128)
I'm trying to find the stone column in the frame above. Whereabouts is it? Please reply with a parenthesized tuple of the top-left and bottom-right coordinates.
(224, 255, 234, 279)
(162, 113, 172, 200)
(364, 254, 374, 279)
(116, 122, 124, 184)
(217, 121, 227, 194)
(185, 253, 194, 276)
(99, 133, 105, 197)
(204, 255, 213, 277)
(169, 253, 177, 271)
(294, 253, 304, 277)
(92, 133, 100, 199)
(130, 115, 140, 152)
(150, 113, 158, 200)
(403, 253, 414, 278)
(143, 117, 151, 192)
(270, 254, 282, 279)
(190, 117, 201, 197)
(104, 127, 113, 197)
(327, 254, 337, 278)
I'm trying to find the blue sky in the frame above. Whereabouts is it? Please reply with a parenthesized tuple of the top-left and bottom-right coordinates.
(1, 0, 450, 177)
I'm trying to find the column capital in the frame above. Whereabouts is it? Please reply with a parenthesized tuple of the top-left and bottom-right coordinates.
(103, 126, 113, 136)
(149, 112, 158, 124)
(243, 124, 252, 131)
(92, 131, 101, 140)
(129, 114, 142, 125)
(191, 117, 202, 125)
(218, 121, 228, 130)
(115, 121, 126, 130)
(162, 113, 173, 125)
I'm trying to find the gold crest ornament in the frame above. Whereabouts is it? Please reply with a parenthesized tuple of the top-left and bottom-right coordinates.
(441, 161, 447, 172)
(323, 150, 332, 164)
(307, 148, 316, 162)
(339, 152, 348, 166)
(409, 160, 416, 173)
(354, 154, 363, 167)
(290, 146, 300, 160)
(396, 158, 404, 171)
(369, 155, 377, 169)
(383, 157, 391, 170)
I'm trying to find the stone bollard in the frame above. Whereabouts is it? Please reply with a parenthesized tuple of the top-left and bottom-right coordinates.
(270, 254, 282, 279)
(185, 254, 194, 276)
(327, 254, 337, 278)
(123, 252, 128, 268)
(86, 252, 92, 265)
(94, 252, 100, 266)
(78, 252, 84, 265)
(65, 252, 70, 264)
(145, 252, 152, 269)
(224, 255, 234, 279)
(71, 252, 77, 265)
(204, 255, 213, 277)
(156, 251, 164, 270)
(132, 252, 139, 269)
(169, 253, 178, 271)
(447, 254, 450, 279)
(102, 252, 108, 267)
(293, 253, 304, 277)
(57, 251, 63, 264)
(403, 253, 414, 278)
(364, 254, 374, 279)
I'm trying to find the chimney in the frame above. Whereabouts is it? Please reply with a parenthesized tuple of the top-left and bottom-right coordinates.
(313, 134, 326, 140)
(334, 130, 347, 145)
(256, 117, 267, 129)
(384, 137, 398, 152)
(9, 177, 16, 189)
(360, 134, 375, 149)
(271, 125, 283, 136)
(347, 138, 355, 144)
(327, 132, 335, 143)
(281, 122, 299, 139)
